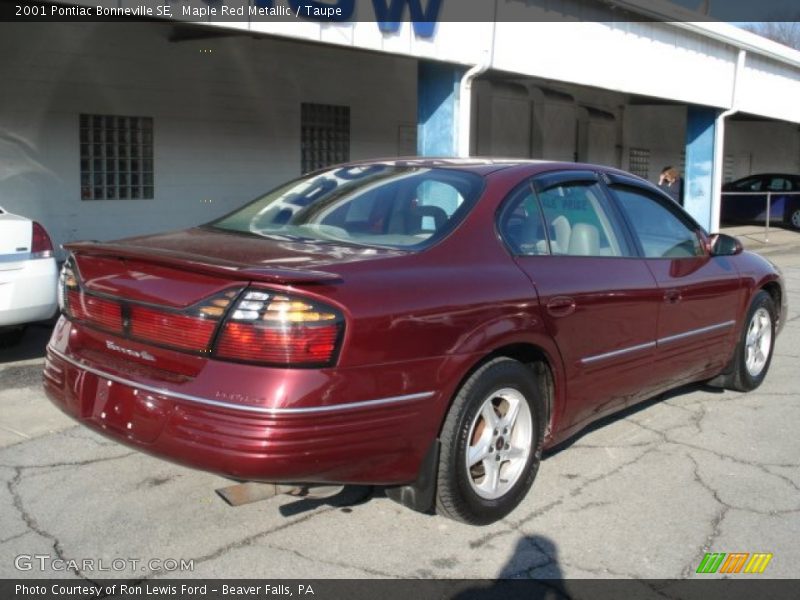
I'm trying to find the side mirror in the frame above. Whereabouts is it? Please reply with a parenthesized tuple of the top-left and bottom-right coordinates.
(708, 233, 743, 257)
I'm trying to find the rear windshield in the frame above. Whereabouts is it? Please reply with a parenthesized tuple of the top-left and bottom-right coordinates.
(209, 165, 484, 250)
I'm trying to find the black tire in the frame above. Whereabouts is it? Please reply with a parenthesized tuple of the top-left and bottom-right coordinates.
(789, 208, 800, 231)
(436, 357, 545, 525)
(720, 291, 777, 392)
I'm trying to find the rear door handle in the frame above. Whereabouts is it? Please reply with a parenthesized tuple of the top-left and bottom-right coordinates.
(546, 296, 576, 317)
(664, 289, 682, 304)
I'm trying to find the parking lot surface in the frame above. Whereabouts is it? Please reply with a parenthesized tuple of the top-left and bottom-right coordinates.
(2, 244, 799, 580)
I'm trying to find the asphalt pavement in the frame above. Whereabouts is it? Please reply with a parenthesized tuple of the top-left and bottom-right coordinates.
(1, 228, 798, 580)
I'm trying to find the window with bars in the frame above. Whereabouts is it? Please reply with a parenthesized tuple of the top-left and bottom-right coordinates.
(80, 114, 154, 201)
(301, 103, 350, 174)
(628, 148, 651, 180)
(724, 154, 735, 183)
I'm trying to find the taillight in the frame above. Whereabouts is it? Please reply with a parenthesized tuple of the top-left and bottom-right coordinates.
(60, 257, 239, 354)
(58, 266, 343, 366)
(67, 289, 123, 333)
(61, 257, 124, 333)
(216, 290, 343, 366)
(128, 307, 216, 352)
(58, 258, 79, 314)
(123, 290, 241, 354)
(127, 290, 238, 353)
(31, 221, 54, 258)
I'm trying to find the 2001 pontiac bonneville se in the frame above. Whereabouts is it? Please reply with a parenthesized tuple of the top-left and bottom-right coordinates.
(45, 159, 786, 524)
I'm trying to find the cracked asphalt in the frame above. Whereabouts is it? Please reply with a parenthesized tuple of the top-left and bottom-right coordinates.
(1, 249, 799, 581)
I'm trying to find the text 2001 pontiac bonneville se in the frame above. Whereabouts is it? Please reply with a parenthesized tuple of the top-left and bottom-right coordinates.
(45, 159, 785, 524)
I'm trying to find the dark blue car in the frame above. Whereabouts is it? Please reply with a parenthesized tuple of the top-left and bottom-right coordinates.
(721, 173, 800, 230)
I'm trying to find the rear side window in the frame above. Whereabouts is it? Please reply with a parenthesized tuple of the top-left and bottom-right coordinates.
(538, 182, 630, 257)
(499, 180, 632, 258)
(611, 185, 704, 258)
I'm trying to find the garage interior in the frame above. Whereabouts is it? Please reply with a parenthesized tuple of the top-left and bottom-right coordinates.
(1, 14, 799, 255)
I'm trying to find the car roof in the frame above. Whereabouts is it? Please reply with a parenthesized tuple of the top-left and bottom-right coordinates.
(733, 173, 800, 181)
(339, 157, 624, 177)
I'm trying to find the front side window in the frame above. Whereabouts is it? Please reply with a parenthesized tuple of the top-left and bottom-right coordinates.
(766, 177, 792, 192)
(210, 165, 483, 250)
(611, 185, 704, 259)
(731, 177, 763, 192)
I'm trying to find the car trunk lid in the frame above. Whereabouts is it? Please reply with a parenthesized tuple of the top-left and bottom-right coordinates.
(66, 226, 406, 296)
(61, 227, 402, 370)
(0, 210, 33, 271)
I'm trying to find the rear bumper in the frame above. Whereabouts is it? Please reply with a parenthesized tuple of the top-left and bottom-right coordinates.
(43, 319, 454, 485)
(0, 257, 57, 327)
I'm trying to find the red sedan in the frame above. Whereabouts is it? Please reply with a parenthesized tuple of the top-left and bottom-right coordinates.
(45, 159, 786, 525)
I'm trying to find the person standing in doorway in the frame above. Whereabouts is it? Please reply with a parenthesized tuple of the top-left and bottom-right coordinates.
(658, 166, 684, 207)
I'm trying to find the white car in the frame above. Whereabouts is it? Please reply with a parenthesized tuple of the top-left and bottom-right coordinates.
(0, 206, 58, 345)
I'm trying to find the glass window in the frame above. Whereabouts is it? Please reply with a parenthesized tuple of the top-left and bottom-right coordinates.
(498, 184, 548, 256)
(210, 165, 483, 251)
(80, 113, 154, 201)
(731, 177, 763, 192)
(301, 103, 350, 174)
(628, 147, 651, 180)
(415, 180, 465, 233)
(537, 182, 631, 257)
(766, 177, 791, 192)
(612, 186, 704, 259)
(500, 180, 631, 258)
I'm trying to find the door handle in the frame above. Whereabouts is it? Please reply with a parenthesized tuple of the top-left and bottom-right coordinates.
(664, 289, 682, 304)
(546, 296, 576, 317)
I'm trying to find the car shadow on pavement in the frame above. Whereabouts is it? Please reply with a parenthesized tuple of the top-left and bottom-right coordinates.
(276, 485, 375, 517)
(544, 382, 725, 457)
(273, 383, 727, 519)
(0, 320, 54, 364)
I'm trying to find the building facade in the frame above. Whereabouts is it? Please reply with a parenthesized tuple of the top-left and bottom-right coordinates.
(2, 0, 800, 255)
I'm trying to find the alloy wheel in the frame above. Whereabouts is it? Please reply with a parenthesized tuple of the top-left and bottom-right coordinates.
(745, 307, 772, 377)
(465, 388, 533, 500)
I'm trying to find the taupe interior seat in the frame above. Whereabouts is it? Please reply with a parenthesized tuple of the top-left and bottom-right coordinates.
(551, 215, 571, 254)
(568, 223, 601, 256)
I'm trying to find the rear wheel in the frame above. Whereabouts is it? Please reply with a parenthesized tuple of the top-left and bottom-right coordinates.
(436, 358, 544, 525)
(789, 208, 800, 230)
(727, 291, 776, 391)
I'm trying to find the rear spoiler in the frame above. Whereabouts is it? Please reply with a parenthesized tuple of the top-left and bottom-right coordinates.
(65, 241, 342, 285)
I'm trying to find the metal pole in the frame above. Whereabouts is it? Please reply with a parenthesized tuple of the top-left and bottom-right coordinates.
(765, 192, 771, 244)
